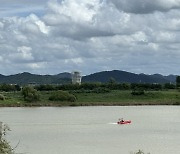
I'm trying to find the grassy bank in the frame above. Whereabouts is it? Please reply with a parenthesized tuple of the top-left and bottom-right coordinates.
(0, 90, 180, 107)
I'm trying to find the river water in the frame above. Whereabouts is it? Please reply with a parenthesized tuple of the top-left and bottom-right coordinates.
(0, 106, 180, 154)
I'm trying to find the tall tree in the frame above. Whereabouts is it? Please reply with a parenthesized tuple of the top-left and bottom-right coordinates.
(22, 86, 40, 102)
(176, 76, 180, 89)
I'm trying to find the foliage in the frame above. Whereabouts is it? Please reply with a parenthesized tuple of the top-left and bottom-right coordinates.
(164, 83, 176, 89)
(108, 77, 116, 85)
(49, 90, 76, 102)
(0, 94, 5, 101)
(176, 76, 180, 89)
(22, 86, 40, 102)
(131, 88, 145, 95)
(70, 87, 110, 94)
(81, 83, 101, 90)
(35, 84, 56, 91)
(56, 84, 81, 91)
(34, 82, 178, 92)
(0, 84, 21, 92)
(92, 87, 110, 93)
(131, 83, 162, 91)
(1, 90, 180, 106)
(0, 123, 14, 154)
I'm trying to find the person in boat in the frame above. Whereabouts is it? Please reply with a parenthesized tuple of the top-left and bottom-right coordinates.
(119, 118, 124, 122)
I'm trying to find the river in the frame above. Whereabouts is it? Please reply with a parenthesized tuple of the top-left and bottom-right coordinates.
(0, 106, 180, 154)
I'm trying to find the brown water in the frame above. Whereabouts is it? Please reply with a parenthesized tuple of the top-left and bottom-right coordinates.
(0, 106, 180, 154)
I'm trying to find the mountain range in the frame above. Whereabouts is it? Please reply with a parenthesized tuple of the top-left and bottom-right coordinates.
(0, 70, 177, 85)
(82, 70, 177, 84)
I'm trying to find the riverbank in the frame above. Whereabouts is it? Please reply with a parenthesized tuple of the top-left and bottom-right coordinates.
(0, 90, 180, 107)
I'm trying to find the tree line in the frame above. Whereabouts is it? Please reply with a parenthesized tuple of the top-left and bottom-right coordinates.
(34, 83, 165, 91)
(0, 78, 180, 92)
(0, 84, 21, 92)
(0, 76, 180, 103)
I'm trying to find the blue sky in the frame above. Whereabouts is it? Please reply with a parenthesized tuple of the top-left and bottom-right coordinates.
(0, 0, 180, 75)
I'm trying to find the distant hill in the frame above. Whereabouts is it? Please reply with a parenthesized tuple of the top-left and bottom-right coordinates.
(164, 75, 177, 83)
(0, 74, 5, 79)
(0, 72, 72, 85)
(0, 70, 177, 85)
(82, 70, 177, 84)
(54, 72, 72, 79)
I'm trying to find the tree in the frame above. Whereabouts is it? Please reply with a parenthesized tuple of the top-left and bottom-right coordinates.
(131, 88, 145, 95)
(108, 77, 116, 85)
(35, 84, 55, 91)
(0, 84, 21, 92)
(164, 83, 175, 89)
(49, 90, 76, 102)
(0, 94, 5, 101)
(22, 86, 40, 102)
(176, 76, 180, 89)
(0, 123, 15, 154)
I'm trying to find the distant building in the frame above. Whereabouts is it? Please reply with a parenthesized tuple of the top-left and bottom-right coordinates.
(72, 71, 82, 85)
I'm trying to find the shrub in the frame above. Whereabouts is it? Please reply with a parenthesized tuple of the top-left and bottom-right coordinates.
(92, 87, 110, 93)
(49, 90, 76, 102)
(131, 88, 145, 95)
(22, 86, 40, 102)
(0, 123, 15, 154)
(0, 94, 5, 100)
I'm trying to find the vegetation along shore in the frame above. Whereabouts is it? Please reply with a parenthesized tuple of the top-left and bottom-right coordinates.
(0, 76, 180, 107)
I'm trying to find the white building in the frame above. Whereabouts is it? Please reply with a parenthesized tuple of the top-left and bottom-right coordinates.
(72, 71, 82, 85)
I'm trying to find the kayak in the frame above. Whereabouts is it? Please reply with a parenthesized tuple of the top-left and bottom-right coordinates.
(117, 120, 131, 124)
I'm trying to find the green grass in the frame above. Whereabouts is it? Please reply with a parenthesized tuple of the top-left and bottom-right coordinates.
(74, 90, 180, 105)
(0, 90, 180, 107)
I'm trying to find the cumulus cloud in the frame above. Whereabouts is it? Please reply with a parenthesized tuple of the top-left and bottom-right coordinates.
(43, 0, 117, 39)
(0, 0, 180, 75)
(109, 0, 180, 14)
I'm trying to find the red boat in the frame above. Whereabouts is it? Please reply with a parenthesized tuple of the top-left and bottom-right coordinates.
(117, 120, 131, 124)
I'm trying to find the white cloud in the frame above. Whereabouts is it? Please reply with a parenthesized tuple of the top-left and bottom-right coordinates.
(0, 56, 3, 62)
(27, 63, 42, 69)
(17, 14, 49, 35)
(109, 0, 180, 14)
(7, 46, 34, 63)
(17, 46, 34, 61)
(35, 20, 49, 34)
(0, 0, 180, 75)
(0, 22, 4, 29)
(47, 0, 99, 23)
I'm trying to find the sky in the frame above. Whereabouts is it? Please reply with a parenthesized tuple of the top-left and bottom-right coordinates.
(0, 0, 180, 76)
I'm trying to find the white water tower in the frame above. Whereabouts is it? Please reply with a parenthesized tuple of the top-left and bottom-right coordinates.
(71, 71, 82, 85)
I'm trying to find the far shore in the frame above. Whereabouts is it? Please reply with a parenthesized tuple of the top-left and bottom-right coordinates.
(1, 90, 180, 107)
(0, 101, 179, 107)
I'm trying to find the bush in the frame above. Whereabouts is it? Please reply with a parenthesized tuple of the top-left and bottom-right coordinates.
(131, 88, 145, 95)
(0, 94, 5, 100)
(69, 87, 110, 94)
(92, 87, 110, 93)
(0, 84, 21, 92)
(35, 84, 56, 91)
(164, 83, 175, 89)
(0, 123, 15, 154)
(49, 90, 76, 102)
(22, 86, 40, 102)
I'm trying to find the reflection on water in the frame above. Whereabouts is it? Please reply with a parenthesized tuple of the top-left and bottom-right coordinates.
(0, 106, 180, 154)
